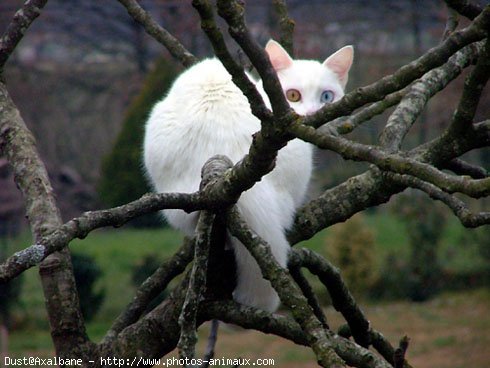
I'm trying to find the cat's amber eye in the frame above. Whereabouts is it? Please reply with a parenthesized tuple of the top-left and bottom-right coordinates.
(286, 89, 301, 102)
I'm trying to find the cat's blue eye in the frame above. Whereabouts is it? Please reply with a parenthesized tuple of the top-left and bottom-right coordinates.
(320, 90, 334, 103)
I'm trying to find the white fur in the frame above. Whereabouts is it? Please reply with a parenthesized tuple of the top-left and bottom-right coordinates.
(144, 43, 352, 311)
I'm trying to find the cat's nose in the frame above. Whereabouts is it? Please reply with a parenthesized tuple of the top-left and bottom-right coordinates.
(304, 107, 319, 116)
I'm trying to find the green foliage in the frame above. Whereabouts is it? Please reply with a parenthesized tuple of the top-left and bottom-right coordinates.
(71, 252, 105, 322)
(327, 214, 377, 298)
(98, 57, 178, 226)
(370, 251, 411, 300)
(374, 194, 448, 302)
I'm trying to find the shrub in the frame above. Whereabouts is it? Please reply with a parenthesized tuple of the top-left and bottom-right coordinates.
(388, 193, 447, 301)
(326, 214, 377, 298)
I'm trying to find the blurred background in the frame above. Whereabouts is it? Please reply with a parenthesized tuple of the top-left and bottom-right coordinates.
(0, 1, 489, 367)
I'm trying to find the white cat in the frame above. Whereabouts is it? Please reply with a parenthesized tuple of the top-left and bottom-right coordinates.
(143, 40, 353, 311)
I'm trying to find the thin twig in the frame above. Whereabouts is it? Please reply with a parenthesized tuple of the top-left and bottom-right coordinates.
(289, 248, 371, 348)
(117, 0, 198, 67)
(442, 158, 488, 179)
(302, 6, 490, 129)
(102, 238, 195, 344)
(289, 265, 329, 329)
(391, 174, 490, 227)
(442, 7, 459, 41)
(0, 0, 49, 70)
(178, 211, 215, 362)
(444, 0, 483, 20)
(272, 0, 295, 56)
(226, 207, 346, 368)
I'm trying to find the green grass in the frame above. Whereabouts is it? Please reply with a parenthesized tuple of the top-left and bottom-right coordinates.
(71, 227, 185, 321)
(4, 210, 488, 354)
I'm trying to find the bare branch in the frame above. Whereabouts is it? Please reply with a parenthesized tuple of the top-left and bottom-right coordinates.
(289, 248, 371, 348)
(226, 207, 346, 368)
(288, 117, 489, 243)
(322, 88, 406, 136)
(394, 337, 411, 368)
(391, 174, 490, 227)
(216, 0, 292, 118)
(0, 0, 48, 70)
(442, 7, 459, 41)
(290, 248, 414, 367)
(379, 42, 481, 151)
(272, 0, 295, 56)
(290, 123, 490, 198)
(117, 0, 198, 67)
(303, 6, 490, 129)
(289, 265, 329, 329)
(448, 37, 490, 134)
(178, 211, 215, 361)
(442, 158, 488, 179)
(192, 0, 272, 121)
(102, 238, 194, 344)
(0, 80, 90, 355)
(288, 169, 397, 244)
(444, 0, 483, 20)
(201, 301, 393, 368)
(0, 192, 204, 283)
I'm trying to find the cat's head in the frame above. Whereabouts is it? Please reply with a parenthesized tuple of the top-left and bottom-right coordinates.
(262, 40, 354, 116)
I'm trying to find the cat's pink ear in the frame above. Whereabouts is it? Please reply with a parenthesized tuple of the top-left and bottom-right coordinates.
(265, 40, 293, 71)
(323, 45, 354, 89)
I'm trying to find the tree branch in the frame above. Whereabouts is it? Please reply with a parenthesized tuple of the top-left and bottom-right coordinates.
(272, 0, 295, 56)
(442, 7, 459, 41)
(379, 42, 481, 151)
(178, 211, 215, 361)
(448, 37, 490, 134)
(322, 88, 406, 136)
(0, 80, 92, 356)
(442, 158, 488, 179)
(192, 0, 272, 121)
(216, 0, 292, 118)
(201, 301, 393, 368)
(290, 123, 490, 198)
(117, 0, 198, 67)
(289, 248, 371, 348)
(302, 6, 490, 129)
(391, 173, 490, 227)
(289, 248, 414, 367)
(289, 264, 329, 329)
(102, 238, 194, 344)
(0, 192, 204, 283)
(444, 0, 483, 20)
(0, 0, 48, 70)
(226, 207, 346, 368)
